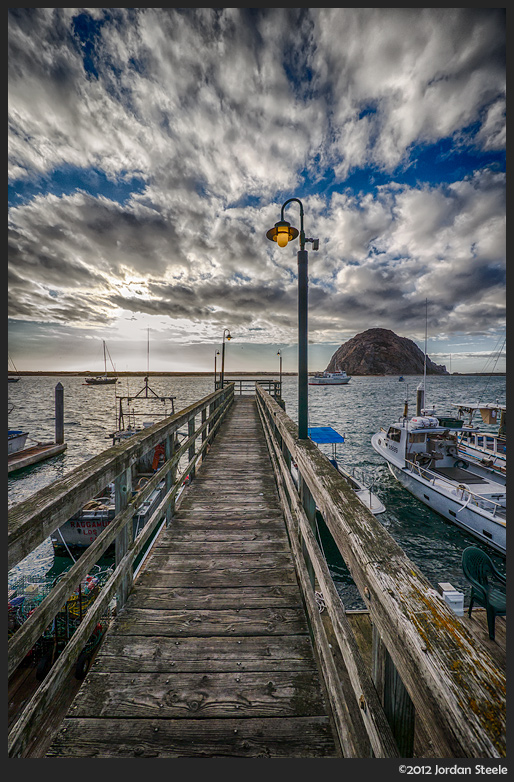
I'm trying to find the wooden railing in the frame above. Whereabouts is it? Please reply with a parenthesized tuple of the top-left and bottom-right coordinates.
(255, 384, 506, 758)
(217, 377, 282, 399)
(8, 384, 234, 758)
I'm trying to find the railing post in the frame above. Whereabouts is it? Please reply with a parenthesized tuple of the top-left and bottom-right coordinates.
(299, 473, 317, 588)
(165, 433, 177, 526)
(372, 625, 415, 756)
(115, 466, 133, 609)
(188, 414, 196, 481)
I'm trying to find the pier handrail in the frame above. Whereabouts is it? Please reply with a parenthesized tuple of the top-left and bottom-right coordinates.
(255, 384, 506, 758)
(8, 384, 234, 758)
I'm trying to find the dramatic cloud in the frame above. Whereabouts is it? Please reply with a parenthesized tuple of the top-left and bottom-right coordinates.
(8, 8, 505, 372)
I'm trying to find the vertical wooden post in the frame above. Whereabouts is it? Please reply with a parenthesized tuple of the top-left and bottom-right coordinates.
(188, 414, 196, 481)
(300, 474, 317, 588)
(372, 625, 415, 756)
(201, 408, 207, 448)
(115, 467, 133, 609)
(165, 433, 176, 526)
(55, 382, 64, 444)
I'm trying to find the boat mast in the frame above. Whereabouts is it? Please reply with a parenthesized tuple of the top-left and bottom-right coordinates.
(423, 298, 428, 410)
(103, 340, 107, 376)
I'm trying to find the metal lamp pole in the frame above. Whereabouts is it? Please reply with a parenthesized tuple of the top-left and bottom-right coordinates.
(267, 199, 318, 439)
(214, 349, 220, 390)
(277, 350, 282, 396)
(220, 329, 231, 388)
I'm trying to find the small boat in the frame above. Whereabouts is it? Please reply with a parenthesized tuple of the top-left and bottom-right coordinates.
(53, 375, 177, 555)
(8, 354, 21, 382)
(371, 409, 505, 554)
(50, 477, 167, 554)
(292, 426, 385, 515)
(85, 341, 118, 385)
(309, 370, 351, 385)
(8, 430, 29, 455)
(399, 376, 404, 382)
(451, 402, 506, 477)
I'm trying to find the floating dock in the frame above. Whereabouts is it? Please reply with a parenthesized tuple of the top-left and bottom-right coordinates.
(8, 442, 67, 474)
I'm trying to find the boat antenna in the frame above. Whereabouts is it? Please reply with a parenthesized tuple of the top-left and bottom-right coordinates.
(423, 298, 428, 408)
(147, 327, 150, 375)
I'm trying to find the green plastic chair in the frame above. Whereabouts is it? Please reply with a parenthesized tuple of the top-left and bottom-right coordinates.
(461, 546, 506, 641)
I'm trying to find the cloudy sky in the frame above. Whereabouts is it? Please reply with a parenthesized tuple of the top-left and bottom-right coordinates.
(8, 8, 506, 374)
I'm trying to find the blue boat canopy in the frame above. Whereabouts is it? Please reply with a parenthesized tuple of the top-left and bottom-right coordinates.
(308, 426, 345, 444)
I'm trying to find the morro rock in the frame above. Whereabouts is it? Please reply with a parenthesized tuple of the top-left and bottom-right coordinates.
(325, 328, 448, 376)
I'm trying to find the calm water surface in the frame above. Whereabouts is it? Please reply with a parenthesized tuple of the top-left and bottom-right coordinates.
(8, 373, 506, 608)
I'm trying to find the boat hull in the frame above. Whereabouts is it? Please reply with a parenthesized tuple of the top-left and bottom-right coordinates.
(85, 377, 118, 385)
(387, 463, 505, 554)
(51, 481, 166, 554)
(309, 377, 351, 385)
(8, 431, 29, 455)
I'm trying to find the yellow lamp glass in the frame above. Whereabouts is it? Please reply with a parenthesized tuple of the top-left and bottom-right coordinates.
(276, 227, 290, 247)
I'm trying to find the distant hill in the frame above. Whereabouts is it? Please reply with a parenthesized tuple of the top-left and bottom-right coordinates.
(326, 328, 448, 376)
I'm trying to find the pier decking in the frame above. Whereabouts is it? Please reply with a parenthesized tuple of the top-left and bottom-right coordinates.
(47, 398, 340, 758)
(9, 384, 506, 759)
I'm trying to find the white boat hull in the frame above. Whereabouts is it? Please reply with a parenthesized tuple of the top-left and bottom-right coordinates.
(8, 431, 28, 455)
(309, 376, 351, 385)
(387, 463, 505, 554)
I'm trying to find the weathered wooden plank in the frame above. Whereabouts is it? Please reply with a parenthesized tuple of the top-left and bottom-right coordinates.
(136, 567, 298, 589)
(110, 607, 308, 636)
(93, 634, 315, 672)
(69, 670, 327, 719)
(47, 716, 339, 758)
(125, 585, 302, 610)
(155, 527, 288, 543)
(151, 539, 289, 554)
(143, 552, 293, 572)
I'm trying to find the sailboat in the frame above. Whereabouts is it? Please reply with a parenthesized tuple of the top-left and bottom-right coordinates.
(8, 354, 20, 382)
(85, 341, 118, 385)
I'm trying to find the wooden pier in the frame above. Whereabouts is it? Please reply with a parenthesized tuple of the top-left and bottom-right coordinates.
(8, 383, 506, 758)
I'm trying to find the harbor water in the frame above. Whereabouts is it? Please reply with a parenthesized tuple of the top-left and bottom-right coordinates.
(8, 373, 506, 609)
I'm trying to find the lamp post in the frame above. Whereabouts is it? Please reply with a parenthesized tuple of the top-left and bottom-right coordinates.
(220, 329, 232, 388)
(277, 350, 282, 394)
(214, 349, 220, 390)
(267, 199, 318, 439)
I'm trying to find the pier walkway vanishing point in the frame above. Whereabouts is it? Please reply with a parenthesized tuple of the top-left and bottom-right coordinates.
(8, 383, 505, 758)
(49, 396, 340, 758)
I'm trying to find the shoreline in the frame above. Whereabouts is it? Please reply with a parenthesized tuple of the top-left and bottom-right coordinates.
(8, 371, 505, 378)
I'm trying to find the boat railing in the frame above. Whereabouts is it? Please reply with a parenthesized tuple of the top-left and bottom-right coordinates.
(255, 383, 505, 758)
(404, 459, 504, 517)
(8, 383, 234, 758)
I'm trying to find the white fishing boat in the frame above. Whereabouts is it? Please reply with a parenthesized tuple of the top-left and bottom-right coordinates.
(292, 426, 385, 515)
(371, 408, 505, 555)
(309, 370, 351, 385)
(50, 477, 167, 554)
(451, 402, 506, 477)
(8, 430, 29, 455)
(85, 340, 118, 385)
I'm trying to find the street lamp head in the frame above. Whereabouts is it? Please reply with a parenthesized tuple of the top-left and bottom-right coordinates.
(227, 334, 232, 341)
(266, 220, 299, 248)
